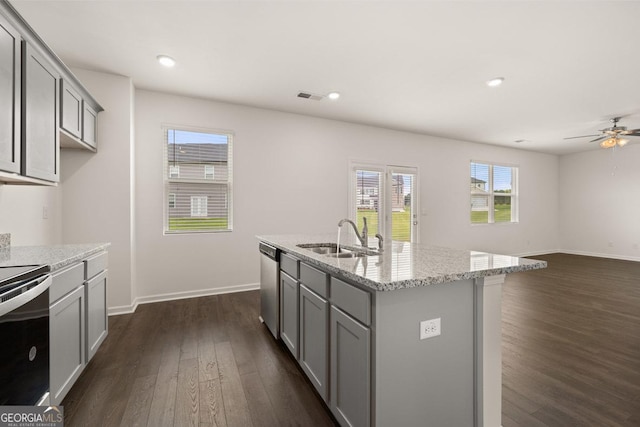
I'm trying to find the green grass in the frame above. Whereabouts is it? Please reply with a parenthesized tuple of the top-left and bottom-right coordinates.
(356, 208, 412, 242)
(169, 217, 228, 231)
(471, 204, 512, 223)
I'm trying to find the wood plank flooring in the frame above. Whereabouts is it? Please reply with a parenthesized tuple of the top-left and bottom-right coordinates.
(62, 253, 640, 426)
(502, 253, 640, 426)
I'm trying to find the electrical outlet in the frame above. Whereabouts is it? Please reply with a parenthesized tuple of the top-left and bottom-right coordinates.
(42, 206, 48, 220)
(420, 318, 441, 340)
(608, 241, 614, 248)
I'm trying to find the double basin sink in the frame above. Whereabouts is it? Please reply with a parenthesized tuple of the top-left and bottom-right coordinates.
(297, 243, 379, 259)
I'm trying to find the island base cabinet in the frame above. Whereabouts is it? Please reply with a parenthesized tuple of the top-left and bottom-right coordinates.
(299, 284, 328, 402)
(280, 272, 299, 358)
(86, 269, 108, 361)
(49, 285, 85, 405)
(330, 306, 370, 427)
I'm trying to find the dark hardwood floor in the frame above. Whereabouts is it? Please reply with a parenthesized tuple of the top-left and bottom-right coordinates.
(62, 253, 640, 426)
(502, 253, 640, 426)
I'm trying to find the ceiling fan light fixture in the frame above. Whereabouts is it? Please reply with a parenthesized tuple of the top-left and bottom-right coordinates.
(600, 137, 617, 149)
(617, 137, 629, 147)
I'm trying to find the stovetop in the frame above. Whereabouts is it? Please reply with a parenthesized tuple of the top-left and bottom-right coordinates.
(0, 265, 50, 291)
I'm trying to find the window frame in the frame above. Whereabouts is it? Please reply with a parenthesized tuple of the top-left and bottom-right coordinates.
(470, 161, 518, 225)
(163, 125, 234, 234)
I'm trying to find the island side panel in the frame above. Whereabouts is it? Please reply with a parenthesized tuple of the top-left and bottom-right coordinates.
(373, 279, 475, 427)
(474, 274, 505, 427)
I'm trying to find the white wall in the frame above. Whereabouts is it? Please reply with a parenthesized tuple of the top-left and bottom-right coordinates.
(559, 144, 640, 261)
(0, 185, 61, 246)
(61, 68, 135, 312)
(135, 90, 559, 302)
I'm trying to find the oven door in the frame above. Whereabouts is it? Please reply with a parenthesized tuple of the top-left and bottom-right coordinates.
(0, 274, 51, 405)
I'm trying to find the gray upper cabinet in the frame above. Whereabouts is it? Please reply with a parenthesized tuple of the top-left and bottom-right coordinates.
(0, 13, 20, 174)
(60, 79, 81, 138)
(82, 102, 97, 148)
(22, 41, 59, 182)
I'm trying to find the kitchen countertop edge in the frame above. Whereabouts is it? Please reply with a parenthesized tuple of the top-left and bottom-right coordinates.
(0, 243, 111, 271)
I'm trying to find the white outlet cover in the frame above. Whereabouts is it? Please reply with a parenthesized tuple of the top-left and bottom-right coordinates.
(420, 318, 441, 340)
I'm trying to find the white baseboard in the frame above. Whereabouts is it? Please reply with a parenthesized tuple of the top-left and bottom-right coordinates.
(108, 282, 260, 316)
(558, 249, 640, 263)
(511, 249, 560, 258)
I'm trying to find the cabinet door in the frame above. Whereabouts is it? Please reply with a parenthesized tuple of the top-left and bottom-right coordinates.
(86, 270, 108, 361)
(60, 79, 81, 138)
(22, 42, 59, 182)
(0, 14, 21, 173)
(330, 306, 371, 427)
(82, 102, 97, 148)
(50, 285, 85, 405)
(299, 284, 329, 401)
(280, 271, 299, 358)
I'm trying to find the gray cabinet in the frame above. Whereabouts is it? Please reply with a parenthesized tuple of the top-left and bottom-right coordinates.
(280, 271, 299, 358)
(22, 41, 59, 182)
(60, 79, 81, 138)
(0, 13, 21, 174)
(299, 284, 329, 402)
(330, 305, 371, 427)
(49, 268, 85, 406)
(85, 269, 107, 361)
(82, 102, 97, 148)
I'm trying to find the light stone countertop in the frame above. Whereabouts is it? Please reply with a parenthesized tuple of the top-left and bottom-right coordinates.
(257, 233, 547, 292)
(0, 243, 110, 271)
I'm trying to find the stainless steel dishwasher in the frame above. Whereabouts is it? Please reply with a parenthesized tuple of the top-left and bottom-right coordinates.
(259, 242, 280, 339)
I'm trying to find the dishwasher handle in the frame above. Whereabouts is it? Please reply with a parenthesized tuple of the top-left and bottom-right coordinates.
(259, 242, 279, 261)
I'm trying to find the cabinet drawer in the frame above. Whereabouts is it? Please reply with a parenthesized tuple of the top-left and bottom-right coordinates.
(85, 251, 108, 280)
(280, 253, 299, 279)
(300, 263, 328, 298)
(51, 262, 84, 303)
(331, 277, 371, 326)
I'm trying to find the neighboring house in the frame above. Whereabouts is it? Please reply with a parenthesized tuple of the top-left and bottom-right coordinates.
(470, 177, 489, 210)
(356, 174, 405, 211)
(167, 142, 228, 219)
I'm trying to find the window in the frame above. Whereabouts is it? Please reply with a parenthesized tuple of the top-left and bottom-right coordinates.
(350, 162, 419, 243)
(164, 127, 233, 233)
(470, 161, 518, 224)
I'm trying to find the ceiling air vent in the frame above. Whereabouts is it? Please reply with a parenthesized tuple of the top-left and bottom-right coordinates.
(297, 92, 323, 101)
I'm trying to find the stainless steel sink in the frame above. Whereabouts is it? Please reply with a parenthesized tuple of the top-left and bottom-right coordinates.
(296, 243, 377, 258)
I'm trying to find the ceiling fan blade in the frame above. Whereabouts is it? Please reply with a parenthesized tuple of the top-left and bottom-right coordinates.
(621, 129, 640, 136)
(589, 136, 607, 143)
(563, 134, 601, 140)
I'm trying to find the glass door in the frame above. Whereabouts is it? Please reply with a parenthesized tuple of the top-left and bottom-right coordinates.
(388, 167, 418, 243)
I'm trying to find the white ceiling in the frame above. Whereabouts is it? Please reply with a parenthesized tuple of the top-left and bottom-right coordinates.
(10, 0, 640, 155)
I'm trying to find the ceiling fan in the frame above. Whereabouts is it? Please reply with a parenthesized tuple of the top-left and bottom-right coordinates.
(565, 117, 640, 148)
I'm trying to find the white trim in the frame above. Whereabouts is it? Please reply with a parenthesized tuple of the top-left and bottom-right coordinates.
(557, 249, 640, 263)
(107, 282, 260, 316)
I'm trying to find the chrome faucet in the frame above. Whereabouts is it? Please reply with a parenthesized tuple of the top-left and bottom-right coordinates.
(375, 233, 384, 251)
(338, 217, 368, 247)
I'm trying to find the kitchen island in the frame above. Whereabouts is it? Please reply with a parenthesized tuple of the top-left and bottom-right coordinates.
(258, 234, 546, 427)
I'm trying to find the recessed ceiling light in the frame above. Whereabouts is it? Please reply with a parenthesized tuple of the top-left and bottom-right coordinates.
(157, 55, 176, 68)
(486, 77, 504, 87)
(327, 92, 340, 100)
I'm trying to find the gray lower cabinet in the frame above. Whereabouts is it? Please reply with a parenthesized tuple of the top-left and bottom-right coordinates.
(280, 271, 299, 358)
(49, 280, 85, 406)
(85, 269, 107, 361)
(330, 305, 371, 427)
(0, 13, 21, 174)
(299, 284, 329, 402)
(22, 41, 59, 182)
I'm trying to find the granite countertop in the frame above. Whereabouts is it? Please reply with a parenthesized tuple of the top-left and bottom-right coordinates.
(257, 234, 547, 292)
(0, 243, 110, 271)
